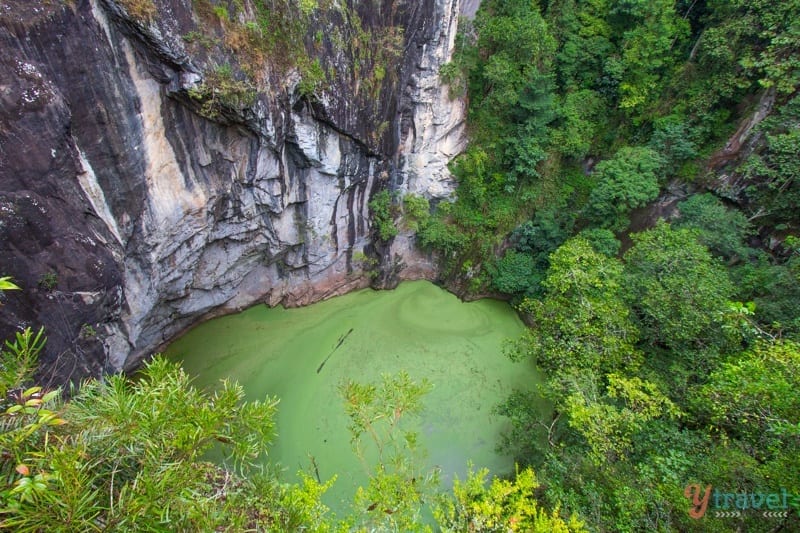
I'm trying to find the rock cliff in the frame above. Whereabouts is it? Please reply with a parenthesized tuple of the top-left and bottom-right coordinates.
(0, 0, 472, 383)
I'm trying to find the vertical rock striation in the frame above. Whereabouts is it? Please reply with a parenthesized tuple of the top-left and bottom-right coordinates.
(0, 0, 469, 382)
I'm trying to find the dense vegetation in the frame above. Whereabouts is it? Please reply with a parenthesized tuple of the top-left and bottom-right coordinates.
(416, 0, 800, 531)
(3, 0, 799, 531)
(0, 320, 584, 531)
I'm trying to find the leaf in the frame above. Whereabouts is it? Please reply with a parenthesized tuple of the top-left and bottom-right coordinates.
(41, 389, 60, 403)
(23, 386, 42, 398)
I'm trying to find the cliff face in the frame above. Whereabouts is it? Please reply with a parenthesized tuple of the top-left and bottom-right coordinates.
(0, 0, 471, 383)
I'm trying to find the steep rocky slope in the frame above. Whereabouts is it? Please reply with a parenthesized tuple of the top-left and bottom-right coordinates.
(0, 0, 473, 383)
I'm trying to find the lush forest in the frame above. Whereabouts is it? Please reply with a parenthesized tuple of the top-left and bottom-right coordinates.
(2, 0, 800, 531)
(415, 0, 800, 531)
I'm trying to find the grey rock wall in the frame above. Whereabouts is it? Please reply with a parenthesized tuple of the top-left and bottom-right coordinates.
(0, 0, 468, 383)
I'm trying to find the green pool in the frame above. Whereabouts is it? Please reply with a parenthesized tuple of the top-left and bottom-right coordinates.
(165, 280, 544, 513)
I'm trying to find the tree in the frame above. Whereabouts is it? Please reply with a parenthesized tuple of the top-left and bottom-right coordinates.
(0, 341, 339, 532)
(369, 190, 398, 241)
(623, 221, 734, 351)
(692, 339, 800, 523)
(695, 340, 800, 456)
(586, 146, 664, 231)
(434, 466, 587, 532)
(490, 250, 540, 296)
(564, 373, 679, 465)
(511, 237, 640, 375)
(577, 228, 620, 257)
(741, 101, 800, 224)
(551, 90, 603, 159)
(611, 0, 689, 114)
(675, 193, 753, 261)
(339, 372, 438, 532)
(648, 115, 699, 177)
(469, 0, 558, 183)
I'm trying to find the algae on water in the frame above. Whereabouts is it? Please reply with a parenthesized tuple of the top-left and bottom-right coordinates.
(165, 281, 546, 512)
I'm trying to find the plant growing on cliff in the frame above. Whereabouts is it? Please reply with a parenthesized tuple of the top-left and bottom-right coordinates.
(368, 190, 398, 242)
(0, 277, 19, 293)
(117, 0, 157, 21)
(37, 272, 57, 292)
(0, 327, 46, 402)
(351, 250, 379, 280)
(296, 58, 326, 98)
(78, 324, 96, 340)
(188, 64, 257, 119)
(401, 194, 430, 233)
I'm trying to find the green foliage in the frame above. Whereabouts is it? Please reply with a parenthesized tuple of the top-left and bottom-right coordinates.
(351, 250, 378, 280)
(184, 0, 327, 102)
(450, 0, 558, 186)
(695, 340, 800, 451)
(37, 272, 57, 291)
(401, 194, 430, 233)
(732, 253, 800, 335)
(676, 193, 753, 260)
(648, 115, 699, 177)
(512, 207, 573, 263)
(339, 372, 437, 532)
(0, 277, 19, 293)
(212, 5, 229, 22)
(0, 328, 46, 398)
(577, 228, 620, 257)
(586, 146, 664, 231)
(741, 96, 800, 224)
(368, 190, 398, 242)
(623, 221, 734, 350)
(79, 324, 96, 340)
(611, 0, 689, 115)
(297, 58, 325, 98)
(494, 389, 551, 462)
(702, 0, 800, 95)
(490, 250, 539, 296)
(486, 205, 576, 298)
(418, 147, 521, 282)
(564, 374, 679, 465)
(434, 466, 587, 532)
(188, 64, 257, 119)
(443, 2, 800, 530)
(551, 90, 602, 159)
(0, 340, 336, 532)
(692, 339, 800, 517)
(181, 30, 218, 49)
(510, 237, 640, 375)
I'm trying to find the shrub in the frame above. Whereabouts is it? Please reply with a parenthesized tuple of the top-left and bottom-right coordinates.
(401, 194, 430, 233)
(675, 193, 753, 260)
(586, 146, 664, 231)
(118, 0, 157, 21)
(37, 272, 57, 291)
(368, 190, 398, 241)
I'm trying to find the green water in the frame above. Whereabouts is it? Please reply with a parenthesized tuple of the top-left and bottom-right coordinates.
(165, 281, 544, 513)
